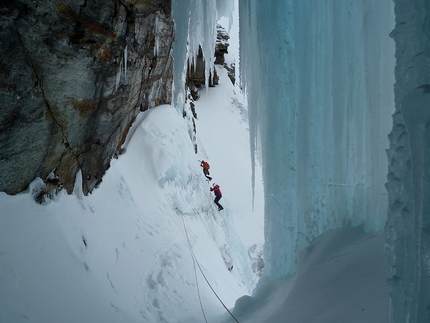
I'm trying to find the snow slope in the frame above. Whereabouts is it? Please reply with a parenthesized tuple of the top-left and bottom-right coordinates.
(0, 66, 264, 323)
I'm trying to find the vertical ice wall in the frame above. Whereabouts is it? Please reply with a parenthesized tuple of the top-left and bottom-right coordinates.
(386, 1, 430, 322)
(239, 0, 395, 278)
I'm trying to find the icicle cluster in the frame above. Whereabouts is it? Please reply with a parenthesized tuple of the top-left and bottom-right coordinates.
(115, 45, 128, 91)
(171, 0, 234, 111)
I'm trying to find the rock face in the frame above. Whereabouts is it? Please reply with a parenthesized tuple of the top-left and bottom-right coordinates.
(0, 0, 173, 195)
(215, 24, 235, 85)
(386, 0, 430, 322)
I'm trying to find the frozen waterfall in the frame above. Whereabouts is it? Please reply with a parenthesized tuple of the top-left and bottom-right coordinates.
(239, 0, 395, 278)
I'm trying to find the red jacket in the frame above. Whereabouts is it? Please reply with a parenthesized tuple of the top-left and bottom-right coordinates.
(210, 184, 222, 196)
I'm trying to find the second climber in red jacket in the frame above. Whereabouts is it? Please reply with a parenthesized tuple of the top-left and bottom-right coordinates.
(210, 183, 224, 211)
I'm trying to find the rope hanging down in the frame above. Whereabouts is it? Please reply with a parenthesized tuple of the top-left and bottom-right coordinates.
(188, 230, 209, 322)
(179, 210, 240, 323)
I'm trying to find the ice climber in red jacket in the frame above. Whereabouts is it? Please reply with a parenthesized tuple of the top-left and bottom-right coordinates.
(210, 183, 224, 211)
(200, 160, 212, 181)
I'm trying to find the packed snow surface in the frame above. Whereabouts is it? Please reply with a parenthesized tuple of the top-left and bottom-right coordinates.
(222, 226, 389, 323)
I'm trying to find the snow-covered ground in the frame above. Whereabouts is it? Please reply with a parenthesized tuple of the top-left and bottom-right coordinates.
(222, 226, 389, 323)
(0, 66, 265, 323)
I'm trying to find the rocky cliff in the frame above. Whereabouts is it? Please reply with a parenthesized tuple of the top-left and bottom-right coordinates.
(0, 0, 173, 196)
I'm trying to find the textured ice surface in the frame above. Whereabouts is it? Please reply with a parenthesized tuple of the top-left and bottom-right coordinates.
(385, 0, 430, 321)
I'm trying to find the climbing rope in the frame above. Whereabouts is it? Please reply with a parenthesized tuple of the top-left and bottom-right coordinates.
(183, 214, 209, 323)
(179, 210, 240, 323)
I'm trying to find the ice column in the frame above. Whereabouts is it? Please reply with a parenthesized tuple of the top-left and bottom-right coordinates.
(386, 0, 430, 322)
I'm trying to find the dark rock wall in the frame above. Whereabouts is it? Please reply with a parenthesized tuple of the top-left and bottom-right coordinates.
(0, 0, 173, 195)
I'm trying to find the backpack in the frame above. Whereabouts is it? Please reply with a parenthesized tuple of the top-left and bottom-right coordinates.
(202, 161, 210, 169)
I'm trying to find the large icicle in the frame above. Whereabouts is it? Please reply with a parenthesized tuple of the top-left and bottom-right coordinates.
(115, 45, 128, 90)
(124, 44, 127, 80)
